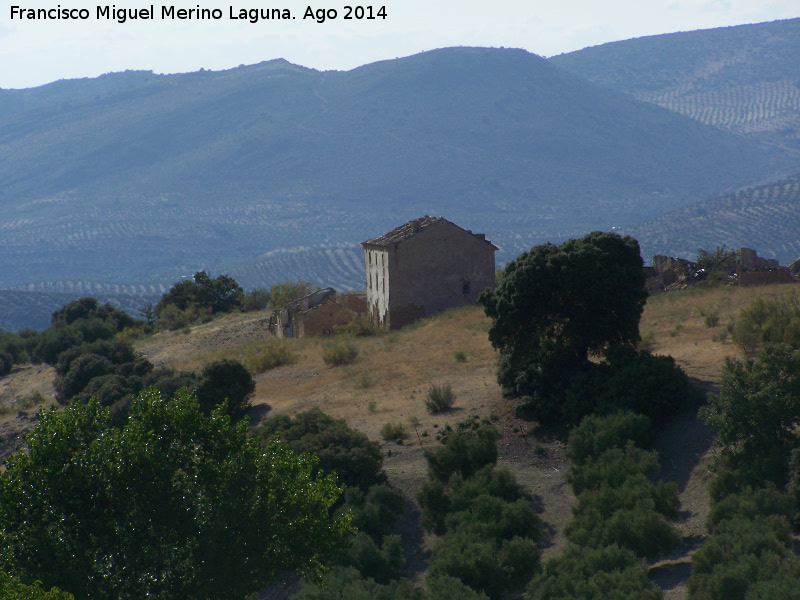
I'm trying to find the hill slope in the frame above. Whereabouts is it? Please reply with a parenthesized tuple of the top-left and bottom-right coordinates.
(550, 18, 800, 152)
(1, 47, 796, 297)
(625, 173, 800, 264)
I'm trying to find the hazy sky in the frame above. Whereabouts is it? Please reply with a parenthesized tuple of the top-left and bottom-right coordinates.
(1, 0, 797, 89)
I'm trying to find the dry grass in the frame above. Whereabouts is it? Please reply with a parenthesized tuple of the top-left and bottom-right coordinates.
(1, 281, 796, 597)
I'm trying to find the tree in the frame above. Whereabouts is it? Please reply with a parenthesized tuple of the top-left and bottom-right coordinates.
(195, 358, 255, 419)
(0, 389, 350, 600)
(268, 279, 319, 310)
(700, 344, 800, 490)
(480, 232, 647, 424)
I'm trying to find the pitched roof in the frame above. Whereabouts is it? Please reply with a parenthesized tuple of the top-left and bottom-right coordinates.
(362, 216, 497, 249)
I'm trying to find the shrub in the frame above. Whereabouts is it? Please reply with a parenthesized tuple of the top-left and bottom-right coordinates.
(428, 529, 540, 600)
(256, 408, 385, 490)
(323, 340, 359, 366)
(195, 359, 255, 419)
(294, 566, 424, 600)
(335, 314, 382, 337)
(699, 306, 720, 328)
(567, 445, 660, 496)
(566, 411, 652, 467)
(565, 502, 681, 559)
(340, 533, 405, 583)
(526, 544, 662, 600)
(380, 422, 407, 440)
(688, 514, 797, 600)
(242, 288, 271, 312)
(424, 422, 498, 482)
(706, 486, 794, 534)
(419, 466, 530, 534)
(454, 350, 467, 362)
(342, 484, 406, 541)
(425, 383, 456, 413)
(246, 339, 297, 373)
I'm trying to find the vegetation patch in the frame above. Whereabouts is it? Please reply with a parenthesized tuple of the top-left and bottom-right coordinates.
(425, 383, 456, 413)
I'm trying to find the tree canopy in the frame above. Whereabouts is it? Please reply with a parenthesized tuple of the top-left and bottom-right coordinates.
(0, 389, 350, 600)
(480, 232, 647, 424)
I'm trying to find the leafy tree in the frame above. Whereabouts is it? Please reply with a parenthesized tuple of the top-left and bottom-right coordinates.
(51, 297, 135, 331)
(268, 279, 319, 309)
(696, 245, 737, 271)
(0, 572, 73, 600)
(700, 345, 800, 489)
(155, 271, 244, 320)
(242, 288, 271, 312)
(480, 232, 647, 424)
(0, 389, 350, 600)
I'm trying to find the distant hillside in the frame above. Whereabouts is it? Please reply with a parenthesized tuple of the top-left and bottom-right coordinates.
(1, 47, 796, 296)
(550, 18, 800, 151)
(625, 173, 800, 264)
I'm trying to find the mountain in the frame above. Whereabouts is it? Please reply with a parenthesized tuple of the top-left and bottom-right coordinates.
(1, 47, 796, 294)
(624, 173, 800, 265)
(549, 18, 800, 152)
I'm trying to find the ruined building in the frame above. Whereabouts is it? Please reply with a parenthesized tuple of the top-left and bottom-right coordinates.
(269, 288, 367, 339)
(362, 216, 497, 329)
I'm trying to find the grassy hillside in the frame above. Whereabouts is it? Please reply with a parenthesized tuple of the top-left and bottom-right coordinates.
(2, 282, 799, 597)
(626, 173, 800, 265)
(1, 47, 796, 297)
(550, 18, 800, 152)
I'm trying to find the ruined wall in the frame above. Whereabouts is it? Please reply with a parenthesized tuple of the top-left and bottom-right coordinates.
(296, 300, 359, 337)
(738, 269, 794, 286)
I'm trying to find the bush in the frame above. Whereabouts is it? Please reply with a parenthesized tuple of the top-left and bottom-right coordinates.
(688, 514, 797, 600)
(425, 383, 456, 413)
(256, 408, 385, 490)
(340, 533, 405, 583)
(246, 339, 297, 373)
(565, 502, 681, 559)
(419, 466, 530, 534)
(380, 422, 407, 440)
(424, 422, 498, 482)
(567, 445, 660, 496)
(428, 529, 540, 600)
(242, 288, 271, 312)
(294, 567, 424, 600)
(342, 484, 406, 541)
(566, 411, 652, 467)
(195, 359, 255, 419)
(323, 340, 359, 366)
(335, 314, 382, 337)
(706, 487, 795, 534)
(454, 350, 467, 362)
(526, 544, 662, 600)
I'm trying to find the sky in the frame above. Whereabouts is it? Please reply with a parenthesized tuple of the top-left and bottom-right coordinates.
(1, 0, 798, 89)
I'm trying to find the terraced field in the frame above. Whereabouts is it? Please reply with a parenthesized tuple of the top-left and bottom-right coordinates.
(626, 174, 800, 264)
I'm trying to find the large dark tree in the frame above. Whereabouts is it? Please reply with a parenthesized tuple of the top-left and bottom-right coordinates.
(0, 389, 350, 600)
(480, 232, 647, 424)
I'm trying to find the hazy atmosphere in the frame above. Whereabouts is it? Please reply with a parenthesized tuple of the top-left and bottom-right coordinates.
(2, 0, 798, 88)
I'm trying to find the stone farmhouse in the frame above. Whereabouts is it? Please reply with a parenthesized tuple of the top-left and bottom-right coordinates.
(362, 216, 498, 329)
